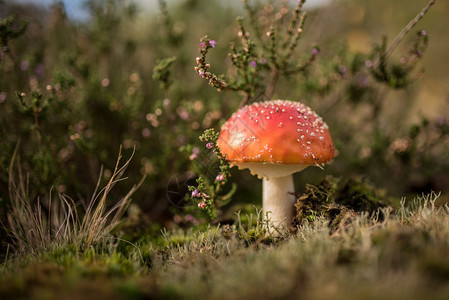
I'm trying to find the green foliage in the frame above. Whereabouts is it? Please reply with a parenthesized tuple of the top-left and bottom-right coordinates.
(152, 56, 177, 92)
(370, 30, 429, 88)
(0, 15, 28, 46)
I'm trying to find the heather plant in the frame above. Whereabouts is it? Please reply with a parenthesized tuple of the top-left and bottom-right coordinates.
(183, 128, 236, 220)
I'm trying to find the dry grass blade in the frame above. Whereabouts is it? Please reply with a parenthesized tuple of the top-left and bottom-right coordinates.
(79, 146, 145, 247)
(6, 144, 145, 254)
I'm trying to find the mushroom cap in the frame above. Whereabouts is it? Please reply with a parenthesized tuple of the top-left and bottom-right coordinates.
(217, 100, 335, 178)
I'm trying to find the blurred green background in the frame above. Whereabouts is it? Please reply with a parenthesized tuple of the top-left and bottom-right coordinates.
(1, 0, 448, 228)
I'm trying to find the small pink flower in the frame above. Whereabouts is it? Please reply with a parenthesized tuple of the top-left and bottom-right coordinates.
(206, 142, 213, 149)
(249, 61, 257, 67)
(184, 214, 199, 224)
(311, 48, 319, 55)
(198, 201, 207, 209)
(191, 189, 199, 197)
(365, 60, 373, 68)
(180, 111, 189, 120)
(189, 153, 197, 160)
(199, 70, 205, 77)
(216, 174, 225, 182)
(209, 40, 217, 48)
(142, 128, 151, 138)
(200, 42, 206, 48)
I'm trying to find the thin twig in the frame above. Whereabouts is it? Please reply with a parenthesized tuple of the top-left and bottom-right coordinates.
(384, 0, 435, 59)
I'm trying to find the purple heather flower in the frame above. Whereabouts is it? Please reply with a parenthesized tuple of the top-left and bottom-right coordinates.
(199, 70, 205, 77)
(311, 48, 319, 55)
(180, 111, 189, 120)
(209, 40, 217, 48)
(421, 30, 427, 36)
(198, 201, 207, 209)
(184, 214, 199, 225)
(35, 64, 45, 78)
(192, 189, 200, 197)
(216, 174, 225, 182)
(200, 42, 206, 48)
(206, 142, 213, 149)
(365, 60, 373, 68)
(249, 61, 257, 67)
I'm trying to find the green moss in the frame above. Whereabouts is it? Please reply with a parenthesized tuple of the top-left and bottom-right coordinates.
(334, 177, 388, 213)
(293, 176, 389, 231)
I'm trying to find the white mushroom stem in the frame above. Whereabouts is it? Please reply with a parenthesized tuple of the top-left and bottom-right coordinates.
(263, 175, 295, 232)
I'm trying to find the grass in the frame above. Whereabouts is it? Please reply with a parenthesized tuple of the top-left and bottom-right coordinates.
(6, 145, 145, 254)
(1, 192, 448, 299)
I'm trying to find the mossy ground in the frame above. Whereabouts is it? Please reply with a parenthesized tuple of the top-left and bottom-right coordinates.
(1, 181, 449, 300)
(293, 176, 391, 232)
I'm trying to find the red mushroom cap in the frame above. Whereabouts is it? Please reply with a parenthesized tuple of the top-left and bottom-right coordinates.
(217, 100, 334, 177)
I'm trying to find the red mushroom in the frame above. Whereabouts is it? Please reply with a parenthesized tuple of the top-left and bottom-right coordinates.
(217, 100, 335, 232)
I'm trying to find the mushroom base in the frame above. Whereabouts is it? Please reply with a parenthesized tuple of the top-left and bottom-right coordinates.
(263, 175, 296, 233)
